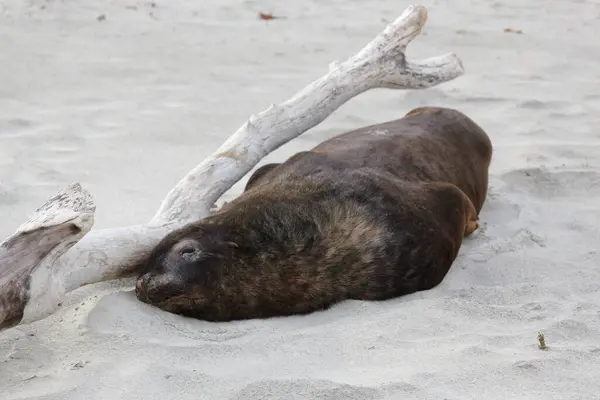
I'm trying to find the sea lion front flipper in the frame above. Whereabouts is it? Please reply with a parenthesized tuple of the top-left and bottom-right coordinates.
(423, 181, 480, 238)
(461, 192, 479, 237)
(464, 219, 479, 237)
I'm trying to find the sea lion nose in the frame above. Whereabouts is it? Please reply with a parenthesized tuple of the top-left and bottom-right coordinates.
(135, 273, 183, 304)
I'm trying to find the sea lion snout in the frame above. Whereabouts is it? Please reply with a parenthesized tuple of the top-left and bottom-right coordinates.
(135, 271, 186, 305)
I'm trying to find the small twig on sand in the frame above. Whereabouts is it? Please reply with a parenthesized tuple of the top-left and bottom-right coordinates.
(537, 332, 548, 350)
(504, 28, 523, 34)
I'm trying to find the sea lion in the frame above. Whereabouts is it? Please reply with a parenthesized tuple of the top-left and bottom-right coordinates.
(135, 106, 493, 321)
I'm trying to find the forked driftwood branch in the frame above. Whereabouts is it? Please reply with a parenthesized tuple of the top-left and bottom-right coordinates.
(0, 4, 464, 332)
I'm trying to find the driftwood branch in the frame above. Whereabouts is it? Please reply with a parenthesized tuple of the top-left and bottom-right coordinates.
(0, 184, 94, 330)
(0, 4, 464, 332)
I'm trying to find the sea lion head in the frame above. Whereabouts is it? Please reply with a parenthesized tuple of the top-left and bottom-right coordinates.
(135, 223, 238, 315)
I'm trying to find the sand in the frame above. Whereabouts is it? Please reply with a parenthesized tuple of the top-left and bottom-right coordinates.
(1, 0, 600, 399)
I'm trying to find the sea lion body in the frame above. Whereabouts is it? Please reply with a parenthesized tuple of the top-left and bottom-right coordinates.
(136, 107, 492, 321)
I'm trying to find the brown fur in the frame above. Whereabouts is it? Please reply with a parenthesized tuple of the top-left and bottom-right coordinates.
(135, 107, 492, 321)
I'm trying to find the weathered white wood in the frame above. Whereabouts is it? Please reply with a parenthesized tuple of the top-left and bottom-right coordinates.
(0, 4, 465, 332)
(0, 183, 94, 330)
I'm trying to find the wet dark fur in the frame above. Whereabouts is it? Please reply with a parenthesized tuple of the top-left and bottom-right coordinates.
(136, 107, 493, 321)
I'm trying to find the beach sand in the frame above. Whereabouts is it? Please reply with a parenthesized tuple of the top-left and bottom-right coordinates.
(1, 0, 600, 399)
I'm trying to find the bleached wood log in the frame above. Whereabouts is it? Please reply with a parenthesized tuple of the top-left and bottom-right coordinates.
(0, 183, 94, 330)
(0, 4, 464, 332)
